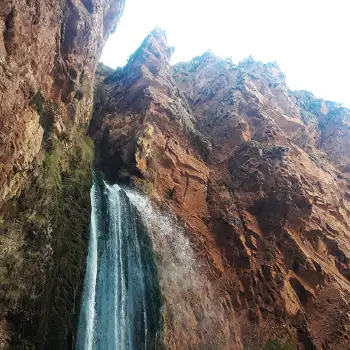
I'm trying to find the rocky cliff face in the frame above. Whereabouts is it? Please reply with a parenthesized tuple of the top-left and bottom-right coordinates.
(0, 1, 125, 348)
(92, 29, 350, 349)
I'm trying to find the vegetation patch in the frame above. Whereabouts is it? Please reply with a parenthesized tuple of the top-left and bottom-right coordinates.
(300, 110, 318, 128)
(166, 187, 176, 200)
(1, 126, 94, 349)
(246, 339, 297, 350)
(188, 130, 212, 160)
(132, 176, 154, 195)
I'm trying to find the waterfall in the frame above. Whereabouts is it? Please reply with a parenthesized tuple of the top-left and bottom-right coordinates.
(125, 189, 242, 349)
(77, 175, 241, 349)
(76, 175, 161, 350)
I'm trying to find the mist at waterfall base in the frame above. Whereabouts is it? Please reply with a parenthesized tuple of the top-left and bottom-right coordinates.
(77, 176, 240, 349)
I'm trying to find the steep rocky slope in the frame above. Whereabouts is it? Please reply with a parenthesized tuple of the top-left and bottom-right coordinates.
(0, 1, 125, 348)
(92, 28, 350, 349)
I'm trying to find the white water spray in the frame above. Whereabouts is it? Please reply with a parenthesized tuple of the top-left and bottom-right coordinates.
(76, 178, 160, 350)
(125, 189, 241, 349)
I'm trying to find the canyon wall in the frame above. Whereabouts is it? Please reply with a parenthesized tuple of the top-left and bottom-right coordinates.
(91, 29, 350, 349)
(1, 1, 349, 348)
(0, 0, 125, 348)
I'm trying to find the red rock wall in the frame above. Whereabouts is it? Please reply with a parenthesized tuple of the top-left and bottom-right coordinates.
(92, 29, 350, 349)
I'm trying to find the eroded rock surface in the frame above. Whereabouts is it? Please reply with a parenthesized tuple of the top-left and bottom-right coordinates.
(92, 29, 350, 349)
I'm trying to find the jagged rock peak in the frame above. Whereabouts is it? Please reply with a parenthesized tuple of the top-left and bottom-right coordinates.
(104, 27, 175, 87)
(238, 55, 287, 84)
(190, 51, 225, 66)
(173, 51, 286, 86)
(128, 26, 174, 65)
(293, 89, 344, 117)
(174, 51, 235, 75)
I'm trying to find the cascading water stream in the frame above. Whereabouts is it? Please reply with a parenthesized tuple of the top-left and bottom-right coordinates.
(77, 175, 241, 349)
(76, 175, 161, 350)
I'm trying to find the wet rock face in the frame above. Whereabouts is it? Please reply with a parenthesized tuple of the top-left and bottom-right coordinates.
(0, 0, 125, 348)
(93, 29, 350, 349)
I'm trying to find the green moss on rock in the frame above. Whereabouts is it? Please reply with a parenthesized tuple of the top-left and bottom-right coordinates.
(246, 339, 297, 350)
(1, 130, 94, 349)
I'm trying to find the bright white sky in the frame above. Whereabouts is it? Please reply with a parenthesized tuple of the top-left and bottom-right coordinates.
(101, 0, 349, 107)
